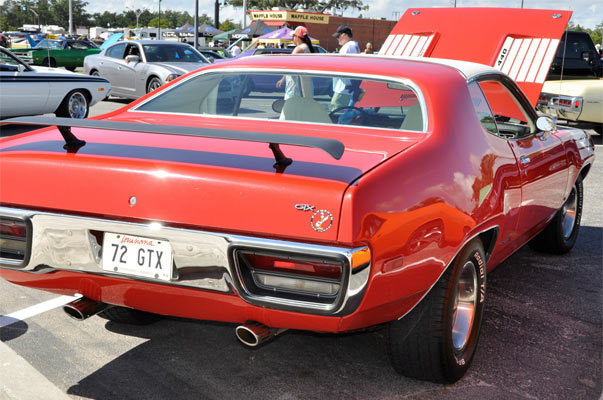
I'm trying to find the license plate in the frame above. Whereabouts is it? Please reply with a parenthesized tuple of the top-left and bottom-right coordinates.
(101, 232, 172, 281)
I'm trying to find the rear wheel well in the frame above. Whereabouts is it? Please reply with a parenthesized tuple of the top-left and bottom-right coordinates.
(579, 164, 591, 181)
(476, 228, 498, 262)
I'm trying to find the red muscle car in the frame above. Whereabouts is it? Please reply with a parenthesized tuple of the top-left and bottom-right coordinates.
(0, 48, 595, 383)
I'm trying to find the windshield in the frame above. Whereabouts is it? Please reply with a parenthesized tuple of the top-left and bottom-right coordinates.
(0, 49, 27, 71)
(135, 71, 425, 132)
(142, 44, 208, 63)
(34, 39, 62, 49)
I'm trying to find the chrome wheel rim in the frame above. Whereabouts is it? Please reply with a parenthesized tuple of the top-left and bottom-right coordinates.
(561, 186, 578, 240)
(452, 261, 478, 352)
(68, 92, 87, 119)
(148, 79, 161, 92)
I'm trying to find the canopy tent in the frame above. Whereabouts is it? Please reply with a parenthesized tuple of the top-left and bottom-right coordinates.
(231, 20, 275, 39)
(212, 29, 237, 41)
(175, 22, 223, 37)
(251, 26, 319, 45)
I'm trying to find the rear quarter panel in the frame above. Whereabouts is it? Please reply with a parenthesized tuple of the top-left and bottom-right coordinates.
(337, 72, 520, 330)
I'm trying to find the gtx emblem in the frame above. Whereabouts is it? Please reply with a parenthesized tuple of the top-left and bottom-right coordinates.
(295, 204, 315, 212)
(311, 209, 333, 232)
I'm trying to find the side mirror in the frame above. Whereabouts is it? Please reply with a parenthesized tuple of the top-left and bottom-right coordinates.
(125, 55, 140, 64)
(536, 116, 556, 132)
(17, 64, 26, 72)
(581, 51, 592, 63)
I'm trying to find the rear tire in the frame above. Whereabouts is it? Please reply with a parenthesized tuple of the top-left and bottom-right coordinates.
(98, 306, 160, 325)
(387, 239, 486, 383)
(55, 89, 89, 119)
(529, 177, 583, 254)
(42, 57, 56, 68)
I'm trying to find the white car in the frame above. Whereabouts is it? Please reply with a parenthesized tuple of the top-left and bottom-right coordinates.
(84, 40, 210, 99)
(0, 47, 110, 119)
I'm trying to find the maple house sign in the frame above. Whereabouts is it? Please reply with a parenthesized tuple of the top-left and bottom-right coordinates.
(248, 10, 330, 24)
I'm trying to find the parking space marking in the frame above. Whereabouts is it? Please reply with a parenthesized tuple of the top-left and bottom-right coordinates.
(0, 294, 81, 328)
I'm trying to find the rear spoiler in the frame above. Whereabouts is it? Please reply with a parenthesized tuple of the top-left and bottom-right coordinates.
(2, 116, 345, 171)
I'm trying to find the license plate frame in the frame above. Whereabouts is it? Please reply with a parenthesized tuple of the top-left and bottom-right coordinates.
(101, 232, 173, 281)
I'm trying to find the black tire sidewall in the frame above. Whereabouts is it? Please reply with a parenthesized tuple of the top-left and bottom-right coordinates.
(147, 77, 161, 93)
(56, 90, 89, 119)
(555, 178, 583, 252)
(441, 240, 486, 382)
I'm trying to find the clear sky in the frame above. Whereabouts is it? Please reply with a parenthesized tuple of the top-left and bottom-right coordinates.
(14, 0, 603, 29)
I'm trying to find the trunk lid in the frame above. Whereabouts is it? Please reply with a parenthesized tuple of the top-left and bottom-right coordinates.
(379, 7, 571, 107)
(0, 113, 421, 242)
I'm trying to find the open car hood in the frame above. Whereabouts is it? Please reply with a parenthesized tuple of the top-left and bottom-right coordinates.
(379, 7, 572, 106)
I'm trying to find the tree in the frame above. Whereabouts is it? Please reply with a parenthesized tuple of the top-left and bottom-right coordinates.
(50, 0, 91, 28)
(219, 19, 240, 31)
(224, 0, 367, 14)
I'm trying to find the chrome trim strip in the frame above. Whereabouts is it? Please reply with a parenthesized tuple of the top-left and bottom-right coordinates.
(0, 206, 370, 315)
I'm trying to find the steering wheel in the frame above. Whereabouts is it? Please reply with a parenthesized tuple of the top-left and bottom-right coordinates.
(329, 106, 368, 124)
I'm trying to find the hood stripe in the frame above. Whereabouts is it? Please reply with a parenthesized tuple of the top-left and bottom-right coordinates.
(1, 141, 362, 184)
(0, 76, 109, 83)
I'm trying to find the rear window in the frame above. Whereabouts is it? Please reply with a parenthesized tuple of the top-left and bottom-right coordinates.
(134, 71, 425, 132)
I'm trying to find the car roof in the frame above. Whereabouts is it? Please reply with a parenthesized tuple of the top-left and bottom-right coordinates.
(212, 53, 500, 81)
(129, 40, 191, 45)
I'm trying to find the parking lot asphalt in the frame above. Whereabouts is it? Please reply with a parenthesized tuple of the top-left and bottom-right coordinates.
(0, 98, 601, 399)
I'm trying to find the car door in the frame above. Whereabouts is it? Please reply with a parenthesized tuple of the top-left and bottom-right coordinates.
(112, 43, 141, 96)
(476, 78, 568, 243)
(66, 41, 93, 68)
(0, 68, 50, 117)
(98, 43, 127, 95)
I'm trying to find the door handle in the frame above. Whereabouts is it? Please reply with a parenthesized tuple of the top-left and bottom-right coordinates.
(520, 155, 530, 165)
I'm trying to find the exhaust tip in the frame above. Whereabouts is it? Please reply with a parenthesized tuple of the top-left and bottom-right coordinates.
(62, 297, 108, 321)
(63, 304, 86, 321)
(235, 325, 261, 347)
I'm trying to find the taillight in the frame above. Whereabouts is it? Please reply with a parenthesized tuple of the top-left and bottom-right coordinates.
(242, 253, 342, 279)
(235, 250, 346, 301)
(0, 218, 28, 264)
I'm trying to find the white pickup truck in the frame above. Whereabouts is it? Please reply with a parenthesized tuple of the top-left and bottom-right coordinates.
(537, 31, 603, 134)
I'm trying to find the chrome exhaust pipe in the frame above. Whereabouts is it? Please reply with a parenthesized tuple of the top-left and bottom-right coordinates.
(63, 297, 109, 321)
(235, 321, 287, 347)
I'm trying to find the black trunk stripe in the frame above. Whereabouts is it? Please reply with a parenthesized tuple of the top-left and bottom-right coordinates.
(1, 141, 362, 183)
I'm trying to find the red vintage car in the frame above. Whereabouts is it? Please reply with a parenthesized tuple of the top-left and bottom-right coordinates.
(0, 47, 595, 383)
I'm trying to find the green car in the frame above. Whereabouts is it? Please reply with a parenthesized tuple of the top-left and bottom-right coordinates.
(13, 39, 101, 70)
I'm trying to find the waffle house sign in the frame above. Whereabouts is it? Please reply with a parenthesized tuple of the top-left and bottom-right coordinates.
(248, 10, 330, 24)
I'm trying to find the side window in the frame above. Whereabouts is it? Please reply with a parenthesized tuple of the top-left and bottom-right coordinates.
(468, 82, 498, 135)
(476, 80, 534, 139)
(106, 43, 126, 59)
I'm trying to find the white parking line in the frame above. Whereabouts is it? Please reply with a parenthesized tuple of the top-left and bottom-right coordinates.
(0, 294, 81, 328)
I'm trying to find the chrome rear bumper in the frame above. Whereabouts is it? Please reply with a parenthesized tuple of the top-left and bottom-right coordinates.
(0, 206, 370, 315)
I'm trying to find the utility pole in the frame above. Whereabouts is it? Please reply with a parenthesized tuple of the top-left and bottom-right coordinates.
(158, 0, 162, 40)
(69, 0, 73, 35)
(242, 0, 247, 27)
(127, 7, 145, 30)
(194, 0, 198, 49)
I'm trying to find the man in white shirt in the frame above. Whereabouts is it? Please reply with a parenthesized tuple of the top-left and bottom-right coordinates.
(330, 25, 360, 111)
(230, 44, 242, 56)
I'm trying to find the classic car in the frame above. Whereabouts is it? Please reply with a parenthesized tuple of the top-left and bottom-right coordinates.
(83, 40, 210, 99)
(0, 51, 594, 383)
(0, 46, 110, 119)
(12, 38, 101, 70)
(537, 31, 603, 133)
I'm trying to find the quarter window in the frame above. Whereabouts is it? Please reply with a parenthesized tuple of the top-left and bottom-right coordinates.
(475, 80, 534, 139)
(106, 43, 126, 59)
(468, 82, 498, 135)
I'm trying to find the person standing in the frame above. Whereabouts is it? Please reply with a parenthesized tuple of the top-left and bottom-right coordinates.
(330, 25, 360, 110)
(276, 26, 316, 99)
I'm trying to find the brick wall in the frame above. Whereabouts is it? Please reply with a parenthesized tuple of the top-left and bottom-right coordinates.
(301, 16, 396, 53)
